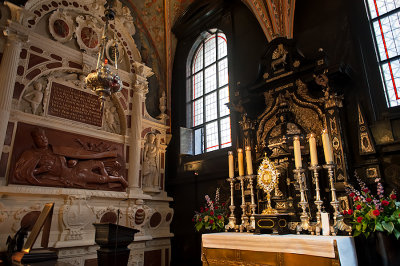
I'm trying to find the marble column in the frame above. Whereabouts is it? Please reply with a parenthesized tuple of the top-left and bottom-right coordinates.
(0, 32, 23, 158)
(127, 81, 147, 194)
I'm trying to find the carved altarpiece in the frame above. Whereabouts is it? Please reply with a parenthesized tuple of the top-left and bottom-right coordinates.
(236, 38, 350, 224)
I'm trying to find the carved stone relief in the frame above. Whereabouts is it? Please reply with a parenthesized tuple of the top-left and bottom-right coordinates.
(21, 80, 45, 115)
(9, 123, 127, 191)
(12, 203, 43, 232)
(103, 100, 121, 134)
(128, 203, 152, 231)
(60, 195, 93, 241)
(48, 9, 75, 43)
(142, 132, 160, 190)
(95, 205, 121, 224)
(0, 203, 9, 224)
(75, 15, 102, 54)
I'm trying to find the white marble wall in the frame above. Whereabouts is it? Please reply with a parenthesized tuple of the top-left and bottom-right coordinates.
(0, 1, 172, 265)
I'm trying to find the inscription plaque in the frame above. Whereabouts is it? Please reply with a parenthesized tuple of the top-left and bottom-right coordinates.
(48, 82, 102, 126)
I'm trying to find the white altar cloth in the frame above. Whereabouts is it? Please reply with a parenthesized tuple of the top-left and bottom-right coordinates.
(202, 232, 358, 266)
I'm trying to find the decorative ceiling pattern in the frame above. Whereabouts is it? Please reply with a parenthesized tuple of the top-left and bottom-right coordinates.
(242, 0, 296, 42)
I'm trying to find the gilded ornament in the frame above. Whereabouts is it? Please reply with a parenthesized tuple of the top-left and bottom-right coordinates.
(257, 155, 278, 214)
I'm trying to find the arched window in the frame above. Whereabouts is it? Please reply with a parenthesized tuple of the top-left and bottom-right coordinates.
(365, 1, 400, 107)
(186, 29, 231, 154)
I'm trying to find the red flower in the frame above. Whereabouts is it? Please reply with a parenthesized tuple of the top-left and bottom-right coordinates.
(198, 218, 202, 222)
(209, 219, 214, 224)
(215, 206, 218, 210)
(372, 209, 380, 216)
(343, 210, 348, 215)
(347, 209, 353, 215)
(205, 208, 209, 212)
(210, 211, 214, 216)
(349, 192, 355, 198)
(357, 216, 363, 223)
(366, 198, 372, 203)
(200, 207, 204, 213)
(354, 197, 359, 201)
(218, 215, 222, 220)
(399, 213, 400, 218)
(382, 200, 389, 206)
(356, 205, 362, 210)
(222, 202, 226, 206)
(192, 218, 195, 222)
(391, 194, 397, 200)
(363, 188, 369, 193)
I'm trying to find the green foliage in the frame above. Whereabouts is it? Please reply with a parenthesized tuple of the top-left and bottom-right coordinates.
(192, 188, 229, 233)
(346, 176, 400, 239)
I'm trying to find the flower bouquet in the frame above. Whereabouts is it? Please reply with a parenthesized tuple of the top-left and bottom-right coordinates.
(345, 173, 400, 239)
(192, 188, 229, 232)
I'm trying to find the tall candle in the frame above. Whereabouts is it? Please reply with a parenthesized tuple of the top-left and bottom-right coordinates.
(228, 151, 234, 178)
(293, 136, 302, 169)
(245, 146, 253, 175)
(321, 212, 330, 236)
(322, 129, 334, 164)
(237, 148, 244, 176)
(309, 133, 318, 166)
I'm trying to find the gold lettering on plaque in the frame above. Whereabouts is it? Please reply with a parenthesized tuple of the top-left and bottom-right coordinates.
(48, 82, 103, 126)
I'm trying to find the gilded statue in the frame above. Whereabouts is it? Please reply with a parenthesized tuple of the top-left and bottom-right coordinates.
(14, 128, 128, 189)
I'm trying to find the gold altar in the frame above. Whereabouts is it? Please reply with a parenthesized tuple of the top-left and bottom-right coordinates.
(202, 233, 357, 266)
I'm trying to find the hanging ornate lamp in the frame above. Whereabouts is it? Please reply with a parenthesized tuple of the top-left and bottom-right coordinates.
(85, 0, 122, 110)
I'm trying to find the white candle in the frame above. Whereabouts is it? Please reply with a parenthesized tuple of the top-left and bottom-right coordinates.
(309, 133, 318, 166)
(237, 148, 244, 176)
(321, 212, 330, 235)
(228, 151, 234, 178)
(245, 146, 253, 175)
(293, 136, 302, 169)
(322, 129, 334, 164)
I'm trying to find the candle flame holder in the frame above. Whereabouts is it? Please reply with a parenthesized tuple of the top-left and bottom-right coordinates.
(323, 163, 352, 235)
(293, 168, 312, 234)
(309, 165, 323, 235)
(225, 177, 237, 232)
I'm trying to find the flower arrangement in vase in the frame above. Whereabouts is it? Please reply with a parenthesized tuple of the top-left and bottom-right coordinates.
(345, 172, 400, 239)
(193, 188, 229, 232)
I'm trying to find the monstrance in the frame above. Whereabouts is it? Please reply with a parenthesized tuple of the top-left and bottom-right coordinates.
(257, 155, 279, 214)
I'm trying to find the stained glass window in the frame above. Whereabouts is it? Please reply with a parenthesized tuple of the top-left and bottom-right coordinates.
(187, 30, 231, 154)
(365, 0, 400, 107)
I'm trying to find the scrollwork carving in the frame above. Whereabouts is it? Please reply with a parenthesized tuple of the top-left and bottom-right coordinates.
(12, 203, 43, 231)
(48, 9, 74, 43)
(61, 195, 93, 241)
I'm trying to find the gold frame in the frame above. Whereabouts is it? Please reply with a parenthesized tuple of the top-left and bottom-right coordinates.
(23, 203, 54, 253)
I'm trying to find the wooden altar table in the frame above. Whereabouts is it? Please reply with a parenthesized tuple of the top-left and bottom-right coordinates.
(202, 232, 357, 266)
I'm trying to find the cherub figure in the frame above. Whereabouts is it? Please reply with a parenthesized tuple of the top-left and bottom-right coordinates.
(24, 82, 44, 114)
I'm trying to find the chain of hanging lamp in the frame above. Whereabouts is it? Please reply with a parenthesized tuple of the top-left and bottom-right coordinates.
(85, 0, 122, 110)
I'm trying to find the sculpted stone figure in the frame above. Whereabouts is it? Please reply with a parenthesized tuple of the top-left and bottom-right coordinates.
(23, 82, 44, 114)
(14, 128, 128, 189)
(142, 133, 159, 188)
(105, 106, 118, 133)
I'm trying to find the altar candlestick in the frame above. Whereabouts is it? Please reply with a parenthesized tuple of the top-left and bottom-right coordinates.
(238, 148, 244, 176)
(293, 136, 302, 169)
(228, 151, 234, 178)
(309, 133, 318, 166)
(322, 129, 334, 164)
(245, 146, 253, 175)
